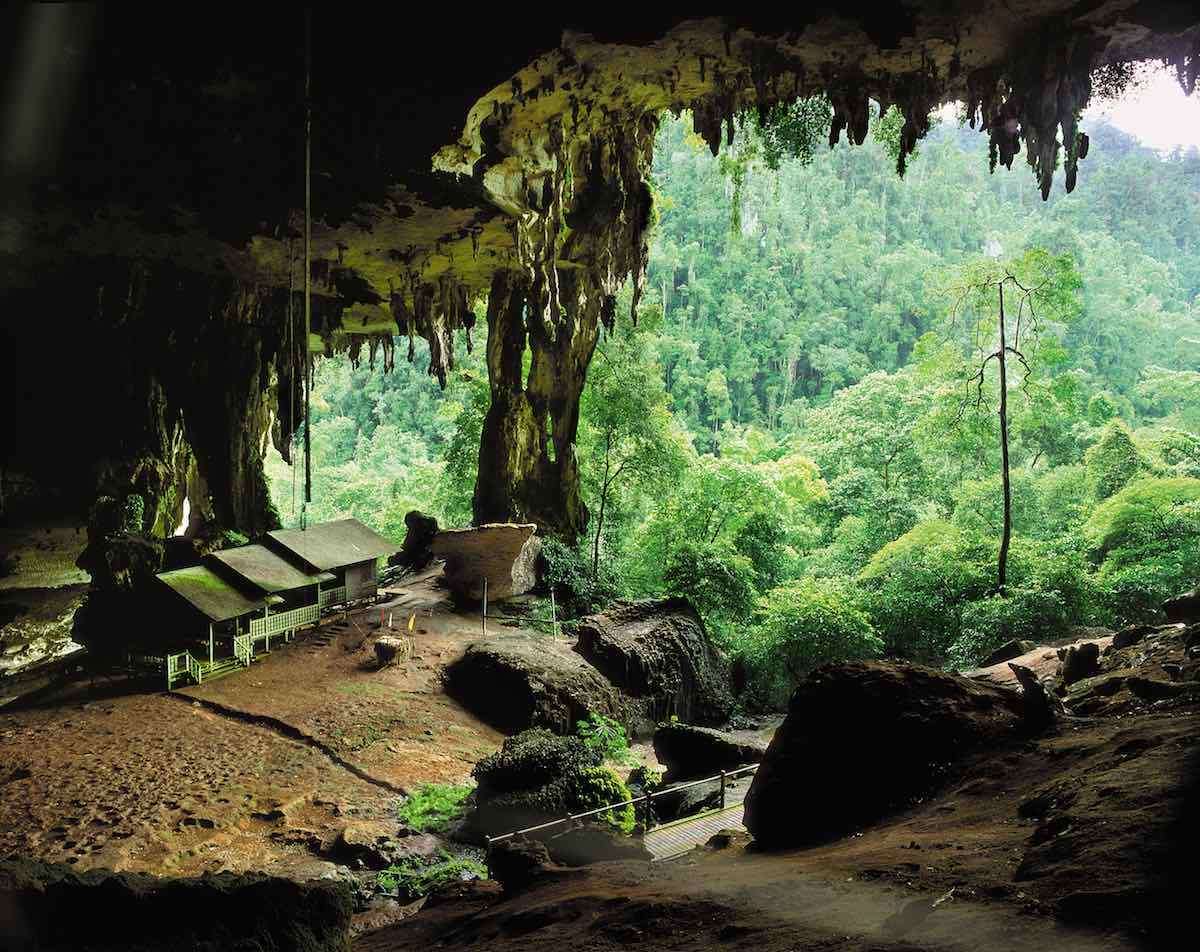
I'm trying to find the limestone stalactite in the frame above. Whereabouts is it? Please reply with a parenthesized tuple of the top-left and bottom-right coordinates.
(471, 113, 657, 538)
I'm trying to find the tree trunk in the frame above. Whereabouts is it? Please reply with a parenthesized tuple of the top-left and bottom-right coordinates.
(473, 269, 597, 540)
(997, 282, 1012, 594)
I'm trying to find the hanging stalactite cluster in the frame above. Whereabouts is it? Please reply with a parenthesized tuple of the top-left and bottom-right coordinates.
(388, 272, 475, 387)
(468, 111, 658, 537)
(963, 29, 1099, 199)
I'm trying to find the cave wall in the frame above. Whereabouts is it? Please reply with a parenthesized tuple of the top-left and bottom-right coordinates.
(0, 259, 318, 654)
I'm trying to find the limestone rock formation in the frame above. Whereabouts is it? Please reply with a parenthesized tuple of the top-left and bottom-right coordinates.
(467, 728, 631, 841)
(1056, 642, 1101, 688)
(1163, 587, 1200, 623)
(1009, 662, 1066, 729)
(391, 510, 439, 572)
(433, 523, 541, 602)
(743, 661, 1024, 848)
(444, 636, 627, 735)
(8, 8, 1197, 573)
(543, 825, 653, 867)
(980, 638, 1037, 667)
(374, 636, 409, 667)
(575, 598, 733, 727)
(0, 857, 352, 952)
(652, 722, 767, 783)
(1063, 622, 1200, 716)
(486, 838, 571, 894)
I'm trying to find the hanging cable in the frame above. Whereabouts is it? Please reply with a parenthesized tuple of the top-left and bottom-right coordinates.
(287, 238, 297, 518)
(302, 5, 313, 525)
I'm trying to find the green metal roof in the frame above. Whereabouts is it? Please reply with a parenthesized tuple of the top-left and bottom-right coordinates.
(156, 565, 268, 622)
(208, 544, 325, 594)
(265, 518, 398, 572)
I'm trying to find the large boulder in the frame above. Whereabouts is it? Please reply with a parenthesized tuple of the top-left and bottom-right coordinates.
(433, 522, 541, 602)
(390, 509, 438, 571)
(0, 857, 352, 952)
(1163, 587, 1200, 623)
(1056, 641, 1102, 688)
(743, 661, 1024, 848)
(575, 597, 733, 727)
(444, 635, 628, 734)
(467, 729, 636, 847)
(979, 638, 1037, 667)
(652, 722, 767, 783)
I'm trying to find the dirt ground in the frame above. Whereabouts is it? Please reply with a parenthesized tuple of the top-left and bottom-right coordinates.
(361, 707, 1198, 951)
(0, 570, 505, 879)
(176, 568, 505, 790)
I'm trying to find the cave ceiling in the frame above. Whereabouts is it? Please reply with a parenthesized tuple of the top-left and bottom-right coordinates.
(3, 3, 1199, 353)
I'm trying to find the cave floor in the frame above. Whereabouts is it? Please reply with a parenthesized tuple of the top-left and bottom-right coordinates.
(0, 570, 505, 879)
(359, 707, 1199, 951)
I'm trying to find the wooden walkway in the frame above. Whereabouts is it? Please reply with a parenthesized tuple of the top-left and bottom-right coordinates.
(643, 800, 747, 861)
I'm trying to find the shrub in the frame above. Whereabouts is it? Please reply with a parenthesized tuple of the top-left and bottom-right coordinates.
(568, 766, 635, 834)
(948, 588, 1066, 669)
(471, 729, 636, 835)
(541, 536, 619, 617)
(739, 577, 882, 708)
(1084, 419, 1149, 500)
(395, 783, 473, 834)
(1084, 477, 1200, 622)
(575, 713, 632, 764)
(626, 765, 663, 794)
(858, 520, 992, 662)
(376, 850, 486, 899)
(662, 539, 756, 625)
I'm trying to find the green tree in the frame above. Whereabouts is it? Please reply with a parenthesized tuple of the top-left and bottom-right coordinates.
(941, 248, 1082, 591)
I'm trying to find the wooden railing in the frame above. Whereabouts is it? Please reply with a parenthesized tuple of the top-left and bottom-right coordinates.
(249, 602, 318, 641)
(319, 585, 347, 610)
(233, 634, 252, 666)
(166, 651, 203, 689)
(485, 762, 760, 847)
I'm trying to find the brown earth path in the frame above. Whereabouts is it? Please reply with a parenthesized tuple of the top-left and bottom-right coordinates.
(0, 569, 507, 879)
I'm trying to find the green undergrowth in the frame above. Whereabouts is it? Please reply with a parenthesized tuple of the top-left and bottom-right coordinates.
(375, 849, 487, 900)
(395, 783, 473, 833)
(575, 713, 634, 765)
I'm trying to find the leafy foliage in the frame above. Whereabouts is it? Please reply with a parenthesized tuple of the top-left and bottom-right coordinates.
(376, 850, 487, 899)
(395, 783, 473, 834)
(575, 713, 633, 764)
(270, 110, 1200, 697)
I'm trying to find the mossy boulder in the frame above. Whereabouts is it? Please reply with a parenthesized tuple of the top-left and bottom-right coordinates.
(468, 729, 634, 839)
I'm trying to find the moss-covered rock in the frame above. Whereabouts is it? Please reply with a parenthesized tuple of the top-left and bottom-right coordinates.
(469, 729, 635, 839)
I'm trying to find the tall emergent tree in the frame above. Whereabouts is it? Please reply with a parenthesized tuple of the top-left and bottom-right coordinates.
(946, 248, 1081, 591)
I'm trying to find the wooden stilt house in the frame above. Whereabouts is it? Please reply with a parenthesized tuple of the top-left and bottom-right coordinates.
(265, 518, 398, 606)
(208, 544, 334, 653)
(154, 517, 398, 689)
(155, 564, 269, 687)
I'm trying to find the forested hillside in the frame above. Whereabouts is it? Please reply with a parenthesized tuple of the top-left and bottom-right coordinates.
(269, 109, 1200, 706)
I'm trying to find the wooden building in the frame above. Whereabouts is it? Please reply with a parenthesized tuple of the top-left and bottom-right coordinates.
(208, 544, 334, 652)
(155, 564, 268, 686)
(265, 518, 397, 605)
(154, 517, 397, 688)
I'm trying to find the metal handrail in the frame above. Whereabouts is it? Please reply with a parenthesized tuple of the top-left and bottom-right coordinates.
(485, 761, 759, 845)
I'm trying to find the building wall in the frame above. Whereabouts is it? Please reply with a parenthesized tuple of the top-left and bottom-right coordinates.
(344, 560, 377, 601)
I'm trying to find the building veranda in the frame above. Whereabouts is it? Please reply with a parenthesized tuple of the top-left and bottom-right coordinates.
(152, 518, 398, 688)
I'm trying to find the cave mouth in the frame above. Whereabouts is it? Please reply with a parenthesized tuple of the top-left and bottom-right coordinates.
(1, 5, 1198, 686)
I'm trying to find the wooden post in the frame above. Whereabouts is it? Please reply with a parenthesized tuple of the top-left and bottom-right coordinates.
(550, 588, 557, 638)
(482, 577, 488, 636)
(208, 623, 214, 666)
(720, 769, 727, 809)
